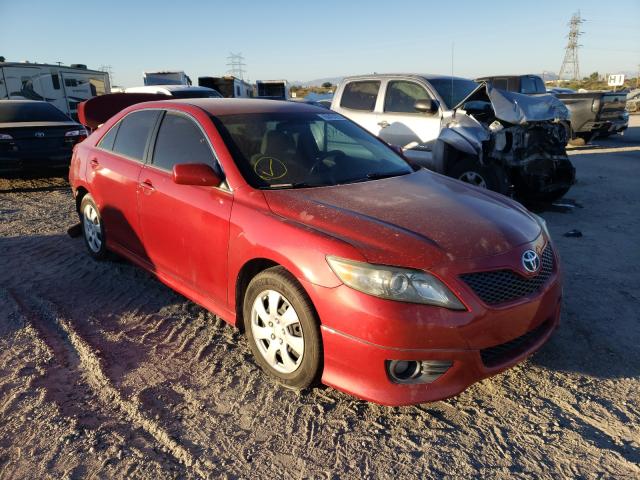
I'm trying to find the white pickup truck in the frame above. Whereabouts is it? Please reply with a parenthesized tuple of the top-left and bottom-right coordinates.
(331, 74, 575, 202)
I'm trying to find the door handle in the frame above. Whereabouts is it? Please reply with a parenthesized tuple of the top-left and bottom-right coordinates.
(140, 180, 155, 193)
(377, 120, 390, 128)
(89, 157, 99, 168)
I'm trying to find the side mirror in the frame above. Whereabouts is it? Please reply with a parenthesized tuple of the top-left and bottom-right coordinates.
(172, 163, 222, 186)
(414, 99, 438, 114)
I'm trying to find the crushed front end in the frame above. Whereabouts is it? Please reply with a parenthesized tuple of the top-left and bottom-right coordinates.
(486, 121, 576, 201)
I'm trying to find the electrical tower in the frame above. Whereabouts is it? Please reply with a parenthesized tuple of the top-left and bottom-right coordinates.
(226, 53, 246, 80)
(558, 11, 584, 83)
(99, 64, 113, 84)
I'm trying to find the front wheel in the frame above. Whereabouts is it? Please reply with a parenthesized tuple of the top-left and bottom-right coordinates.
(243, 267, 322, 390)
(449, 158, 510, 195)
(80, 194, 108, 260)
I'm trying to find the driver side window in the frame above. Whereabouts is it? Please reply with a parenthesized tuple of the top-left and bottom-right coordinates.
(152, 112, 216, 172)
(384, 81, 431, 114)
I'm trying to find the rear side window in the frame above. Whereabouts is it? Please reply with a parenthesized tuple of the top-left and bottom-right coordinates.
(112, 110, 159, 161)
(340, 81, 380, 111)
(152, 112, 215, 171)
(384, 81, 431, 113)
(98, 124, 119, 151)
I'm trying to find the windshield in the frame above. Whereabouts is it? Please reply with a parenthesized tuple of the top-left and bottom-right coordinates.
(0, 102, 71, 123)
(212, 112, 413, 188)
(170, 90, 222, 99)
(428, 78, 479, 109)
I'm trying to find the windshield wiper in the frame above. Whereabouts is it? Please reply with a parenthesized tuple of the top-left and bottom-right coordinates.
(268, 182, 320, 189)
(340, 170, 411, 184)
(365, 170, 411, 180)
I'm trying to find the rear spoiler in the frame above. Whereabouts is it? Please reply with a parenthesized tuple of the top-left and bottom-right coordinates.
(78, 93, 170, 130)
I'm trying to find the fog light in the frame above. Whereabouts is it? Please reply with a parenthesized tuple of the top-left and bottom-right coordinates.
(386, 360, 453, 384)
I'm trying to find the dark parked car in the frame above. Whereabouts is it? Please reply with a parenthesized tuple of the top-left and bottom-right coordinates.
(477, 75, 629, 142)
(0, 100, 86, 174)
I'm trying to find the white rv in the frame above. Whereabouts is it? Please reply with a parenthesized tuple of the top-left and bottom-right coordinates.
(0, 61, 110, 120)
(143, 71, 192, 86)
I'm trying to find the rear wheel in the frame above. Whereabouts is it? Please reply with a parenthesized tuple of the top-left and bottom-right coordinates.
(80, 194, 107, 260)
(449, 158, 510, 195)
(243, 267, 322, 390)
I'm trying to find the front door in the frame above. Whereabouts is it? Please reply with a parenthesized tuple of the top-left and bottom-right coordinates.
(376, 80, 441, 166)
(138, 111, 233, 304)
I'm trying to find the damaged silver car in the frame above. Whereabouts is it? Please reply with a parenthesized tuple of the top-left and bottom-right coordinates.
(332, 74, 575, 202)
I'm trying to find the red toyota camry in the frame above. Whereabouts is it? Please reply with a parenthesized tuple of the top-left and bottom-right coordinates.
(69, 97, 561, 406)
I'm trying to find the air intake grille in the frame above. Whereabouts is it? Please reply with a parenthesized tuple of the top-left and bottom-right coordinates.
(480, 319, 552, 368)
(460, 245, 555, 306)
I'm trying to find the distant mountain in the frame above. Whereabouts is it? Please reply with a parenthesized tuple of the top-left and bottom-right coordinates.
(293, 76, 344, 87)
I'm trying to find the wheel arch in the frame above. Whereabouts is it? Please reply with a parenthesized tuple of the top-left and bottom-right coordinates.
(234, 258, 281, 331)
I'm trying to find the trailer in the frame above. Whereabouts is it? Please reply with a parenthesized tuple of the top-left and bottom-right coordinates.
(198, 76, 254, 98)
(256, 79, 289, 100)
(0, 61, 110, 120)
(143, 71, 192, 86)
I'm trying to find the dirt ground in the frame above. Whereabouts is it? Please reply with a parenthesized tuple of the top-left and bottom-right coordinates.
(0, 117, 639, 480)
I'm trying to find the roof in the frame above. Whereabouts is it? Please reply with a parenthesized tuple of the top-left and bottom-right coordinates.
(125, 85, 215, 93)
(167, 98, 328, 116)
(0, 61, 104, 74)
(341, 73, 473, 82)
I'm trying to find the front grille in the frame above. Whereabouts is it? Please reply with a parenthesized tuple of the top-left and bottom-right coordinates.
(460, 245, 555, 306)
(480, 319, 552, 368)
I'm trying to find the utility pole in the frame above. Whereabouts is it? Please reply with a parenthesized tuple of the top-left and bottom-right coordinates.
(226, 53, 246, 80)
(558, 11, 584, 85)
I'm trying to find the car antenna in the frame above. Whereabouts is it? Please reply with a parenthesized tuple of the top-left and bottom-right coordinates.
(451, 42, 456, 117)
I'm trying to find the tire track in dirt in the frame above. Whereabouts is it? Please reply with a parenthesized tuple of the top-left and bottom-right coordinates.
(6, 290, 212, 478)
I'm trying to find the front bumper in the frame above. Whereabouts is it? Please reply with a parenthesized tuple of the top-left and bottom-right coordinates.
(303, 237, 563, 406)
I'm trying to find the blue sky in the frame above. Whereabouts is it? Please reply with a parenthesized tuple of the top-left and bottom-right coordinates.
(1, 0, 638, 87)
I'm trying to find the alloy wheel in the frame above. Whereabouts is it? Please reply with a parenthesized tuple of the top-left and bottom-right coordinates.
(250, 289, 304, 374)
(83, 203, 102, 253)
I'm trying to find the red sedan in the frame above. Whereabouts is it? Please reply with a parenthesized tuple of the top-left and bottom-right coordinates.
(69, 98, 561, 406)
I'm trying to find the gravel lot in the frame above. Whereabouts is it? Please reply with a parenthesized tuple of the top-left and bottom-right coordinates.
(0, 117, 639, 479)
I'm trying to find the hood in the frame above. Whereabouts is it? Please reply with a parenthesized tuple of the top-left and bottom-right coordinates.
(456, 83, 570, 125)
(263, 170, 541, 269)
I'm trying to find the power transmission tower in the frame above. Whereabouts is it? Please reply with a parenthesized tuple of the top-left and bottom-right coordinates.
(226, 53, 246, 80)
(99, 64, 114, 85)
(558, 11, 584, 83)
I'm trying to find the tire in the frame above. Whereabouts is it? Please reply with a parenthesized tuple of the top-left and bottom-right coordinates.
(243, 266, 322, 390)
(80, 194, 108, 260)
(449, 157, 510, 195)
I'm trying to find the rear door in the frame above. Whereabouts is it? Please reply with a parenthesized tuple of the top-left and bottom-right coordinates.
(87, 109, 161, 258)
(137, 110, 232, 303)
(334, 80, 382, 135)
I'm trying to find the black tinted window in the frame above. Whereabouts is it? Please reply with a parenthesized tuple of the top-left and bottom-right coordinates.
(428, 78, 478, 109)
(340, 81, 380, 111)
(384, 81, 431, 113)
(112, 110, 159, 161)
(0, 101, 71, 122)
(152, 113, 214, 171)
(521, 76, 545, 94)
(98, 124, 119, 151)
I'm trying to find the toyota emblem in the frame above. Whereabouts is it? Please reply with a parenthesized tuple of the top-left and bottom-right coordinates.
(522, 250, 541, 273)
(34, 131, 45, 137)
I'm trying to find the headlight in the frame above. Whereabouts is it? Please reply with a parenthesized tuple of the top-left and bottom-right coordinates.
(326, 256, 465, 310)
(531, 213, 550, 239)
